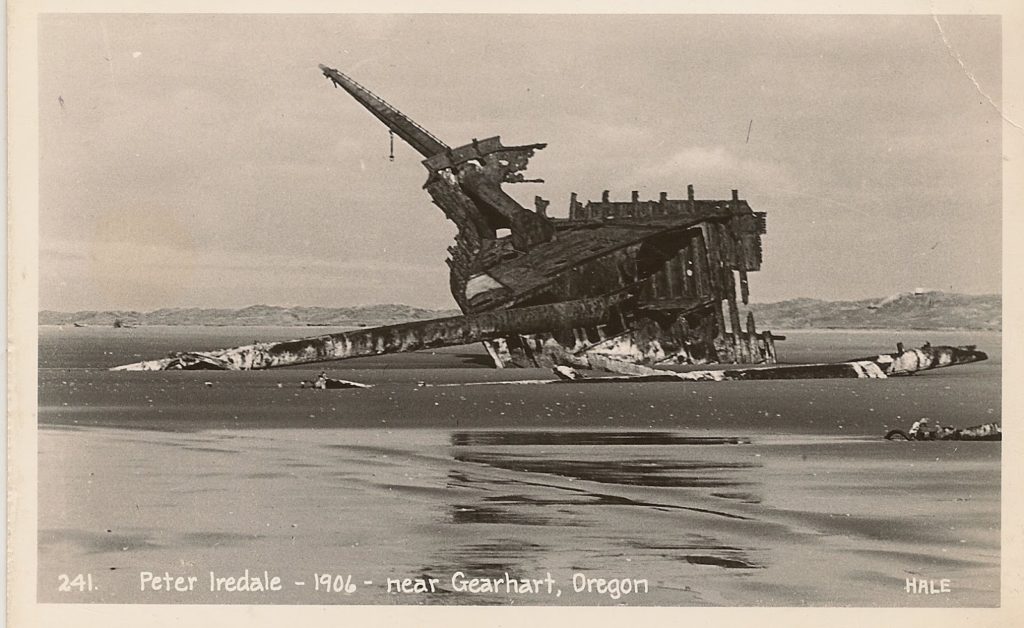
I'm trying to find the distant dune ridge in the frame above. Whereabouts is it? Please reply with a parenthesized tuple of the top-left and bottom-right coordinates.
(40, 291, 1000, 331)
(746, 291, 1001, 331)
(38, 304, 462, 327)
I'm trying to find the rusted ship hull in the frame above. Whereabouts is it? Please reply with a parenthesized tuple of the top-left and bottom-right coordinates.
(112, 296, 624, 371)
(317, 65, 774, 368)
(116, 64, 778, 371)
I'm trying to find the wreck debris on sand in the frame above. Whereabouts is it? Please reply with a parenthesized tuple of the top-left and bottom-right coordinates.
(885, 421, 1001, 441)
(301, 372, 373, 390)
(420, 343, 989, 386)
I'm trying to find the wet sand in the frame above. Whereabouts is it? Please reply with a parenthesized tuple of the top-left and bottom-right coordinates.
(38, 427, 999, 606)
(37, 327, 1001, 605)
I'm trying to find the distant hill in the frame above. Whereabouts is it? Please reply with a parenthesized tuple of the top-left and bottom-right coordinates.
(39, 304, 462, 327)
(40, 292, 1001, 331)
(746, 291, 1000, 331)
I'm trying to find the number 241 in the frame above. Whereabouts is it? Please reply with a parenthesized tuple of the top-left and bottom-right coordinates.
(58, 574, 94, 592)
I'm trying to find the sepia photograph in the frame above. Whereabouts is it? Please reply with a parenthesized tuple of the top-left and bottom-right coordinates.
(9, 3, 1023, 625)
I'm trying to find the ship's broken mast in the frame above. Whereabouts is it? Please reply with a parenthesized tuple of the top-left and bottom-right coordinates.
(320, 64, 555, 255)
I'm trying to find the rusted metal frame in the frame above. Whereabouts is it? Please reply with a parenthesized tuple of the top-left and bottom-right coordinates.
(318, 65, 449, 159)
(724, 223, 755, 362)
(637, 297, 711, 312)
(571, 296, 714, 363)
(454, 162, 555, 251)
(729, 225, 761, 362)
(723, 218, 751, 305)
(689, 230, 718, 360)
(706, 222, 738, 361)
(715, 222, 746, 362)
(698, 224, 728, 356)
(497, 237, 651, 310)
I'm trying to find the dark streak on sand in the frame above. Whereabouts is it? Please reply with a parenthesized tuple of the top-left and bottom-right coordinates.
(39, 529, 264, 554)
(627, 539, 764, 571)
(682, 555, 763, 569)
(450, 504, 585, 527)
(454, 452, 759, 488)
(477, 492, 752, 520)
(852, 548, 993, 570)
(450, 468, 753, 521)
(710, 491, 763, 503)
(179, 446, 240, 454)
(450, 431, 750, 447)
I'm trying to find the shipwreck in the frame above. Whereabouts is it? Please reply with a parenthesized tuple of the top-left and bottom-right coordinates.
(115, 64, 777, 372)
(113, 65, 987, 379)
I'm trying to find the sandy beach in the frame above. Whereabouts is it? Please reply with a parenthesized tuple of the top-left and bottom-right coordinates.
(36, 327, 1001, 606)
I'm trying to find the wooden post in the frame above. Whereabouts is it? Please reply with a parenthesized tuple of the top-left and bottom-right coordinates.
(746, 311, 758, 362)
(762, 330, 777, 363)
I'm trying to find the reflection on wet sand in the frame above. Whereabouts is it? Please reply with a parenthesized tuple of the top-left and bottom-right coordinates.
(36, 426, 1000, 606)
(453, 453, 758, 488)
(420, 430, 767, 604)
(450, 471, 754, 520)
(450, 503, 586, 527)
(413, 539, 553, 605)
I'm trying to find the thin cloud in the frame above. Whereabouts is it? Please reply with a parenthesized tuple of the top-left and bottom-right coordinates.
(616, 145, 793, 196)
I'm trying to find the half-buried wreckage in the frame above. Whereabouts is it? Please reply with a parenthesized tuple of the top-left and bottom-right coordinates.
(117, 64, 773, 371)
(114, 65, 986, 380)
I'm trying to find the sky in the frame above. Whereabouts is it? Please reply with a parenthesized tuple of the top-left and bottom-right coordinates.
(38, 13, 1003, 311)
